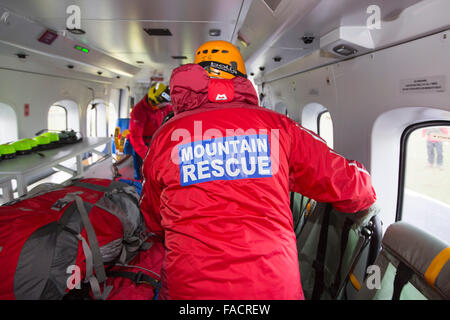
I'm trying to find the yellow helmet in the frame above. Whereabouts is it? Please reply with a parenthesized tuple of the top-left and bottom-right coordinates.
(194, 40, 247, 79)
(147, 82, 171, 105)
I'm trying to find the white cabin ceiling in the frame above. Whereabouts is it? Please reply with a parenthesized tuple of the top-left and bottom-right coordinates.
(0, 0, 439, 84)
(0, 0, 248, 83)
(238, 0, 424, 78)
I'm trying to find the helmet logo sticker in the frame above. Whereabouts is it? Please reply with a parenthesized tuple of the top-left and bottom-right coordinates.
(215, 94, 228, 101)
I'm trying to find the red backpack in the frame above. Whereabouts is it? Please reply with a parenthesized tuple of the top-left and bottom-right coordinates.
(0, 178, 156, 300)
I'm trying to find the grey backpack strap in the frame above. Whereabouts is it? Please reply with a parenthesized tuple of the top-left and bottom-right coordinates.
(75, 233, 104, 300)
(73, 196, 107, 284)
(63, 194, 112, 299)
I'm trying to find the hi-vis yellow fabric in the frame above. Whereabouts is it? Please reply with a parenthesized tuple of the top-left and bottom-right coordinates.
(424, 247, 450, 287)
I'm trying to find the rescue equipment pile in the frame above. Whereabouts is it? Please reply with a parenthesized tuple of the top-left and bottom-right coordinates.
(0, 130, 82, 161)
(0, 178, 162, 300)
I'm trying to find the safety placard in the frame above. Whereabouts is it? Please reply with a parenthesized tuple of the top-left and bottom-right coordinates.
(400, 75, 446, 94)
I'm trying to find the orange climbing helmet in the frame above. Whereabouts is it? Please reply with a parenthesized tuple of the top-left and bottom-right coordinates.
(194, 40, 247, 79)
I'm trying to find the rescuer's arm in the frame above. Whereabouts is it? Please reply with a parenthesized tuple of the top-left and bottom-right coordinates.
(129, 109, 150, 159)
(288, 122, 376, 213)
(139, 145, 164, 237)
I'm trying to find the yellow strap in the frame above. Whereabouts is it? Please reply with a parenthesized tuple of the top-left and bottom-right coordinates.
(424, 247, 450, 288)
(349, 273, 361, 291)
(305, 202, 311, 217)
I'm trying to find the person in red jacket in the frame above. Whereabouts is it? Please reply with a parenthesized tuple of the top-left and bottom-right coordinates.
(139, 40, 376, 300)
(128, 82, 173, 180)
(422, 127, 448, 169)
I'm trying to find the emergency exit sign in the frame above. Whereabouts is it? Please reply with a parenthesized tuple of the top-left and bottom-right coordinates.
(38, 29, 58, 45)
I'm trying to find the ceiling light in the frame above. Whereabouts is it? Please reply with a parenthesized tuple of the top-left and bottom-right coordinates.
(209, 29, 221, 37)
(301, 34, 315, 45)
(16, 53, 28, 59)
(74, 45, 89, 53)
(273, 56, 282, 62)
(333, 44, 358, 56)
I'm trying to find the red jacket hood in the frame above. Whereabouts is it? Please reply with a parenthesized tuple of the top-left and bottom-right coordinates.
(169, 63, 259, 115)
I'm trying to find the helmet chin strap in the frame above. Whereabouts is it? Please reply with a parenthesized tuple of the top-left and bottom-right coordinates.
(146, 96, 159, 109)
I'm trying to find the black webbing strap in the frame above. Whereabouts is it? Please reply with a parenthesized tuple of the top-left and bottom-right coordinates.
(107, 270, 160, 288)
(289, 192, 295, 211)
(298, 199, 313, 236)
(331, 217, 353, 297)
(291, 193, 303, 233)
(392, 261, 414, 300)
(198, 60, 247, 78)
(311, 203, 332, 300)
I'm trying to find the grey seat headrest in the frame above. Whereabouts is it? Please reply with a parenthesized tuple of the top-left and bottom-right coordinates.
(382, 222, 450, 298)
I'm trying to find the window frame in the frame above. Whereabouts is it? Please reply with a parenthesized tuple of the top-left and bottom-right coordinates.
(317, 110, 329, 136)
(0, 102, 19, 144)
(87, 104, 98, 137)
(317, 110, 334, 149)
(48, 104, 68, 131)
(395, 120, 450, 222)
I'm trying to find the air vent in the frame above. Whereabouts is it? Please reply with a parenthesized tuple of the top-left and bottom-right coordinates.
(172, 56, 187, 60)
(143, 28, 172, 36)
(263, 0, 282, 12)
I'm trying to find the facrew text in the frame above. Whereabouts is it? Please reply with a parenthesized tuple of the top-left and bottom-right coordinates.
(179, 304, 271, 317)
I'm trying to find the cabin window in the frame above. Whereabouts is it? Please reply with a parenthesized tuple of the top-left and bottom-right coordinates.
(397, 122, 450, 244)
(48, 105, 68, 131)
(0, 102, 18, 144)
(87, 101, 113, 138)
(317, 111, 334, 149)
(108, 103, 118, 137)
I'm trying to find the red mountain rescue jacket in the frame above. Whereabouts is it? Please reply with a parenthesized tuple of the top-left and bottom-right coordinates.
(129, 96, 173, 159)
(140, 64, 376, 300)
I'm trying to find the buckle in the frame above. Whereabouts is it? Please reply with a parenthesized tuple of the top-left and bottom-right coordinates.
(134, 271, 145, 284)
